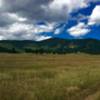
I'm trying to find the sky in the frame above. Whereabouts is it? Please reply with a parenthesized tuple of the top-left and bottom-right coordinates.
(0, 0, 100, 41)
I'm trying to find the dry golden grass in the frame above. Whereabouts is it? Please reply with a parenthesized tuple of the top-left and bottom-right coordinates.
(0, 53, 100, 100)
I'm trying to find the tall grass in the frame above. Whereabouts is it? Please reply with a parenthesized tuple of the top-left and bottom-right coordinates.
(0, 54, 100, 100)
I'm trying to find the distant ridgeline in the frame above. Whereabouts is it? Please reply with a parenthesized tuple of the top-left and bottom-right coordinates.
(0, 38, 100, 54)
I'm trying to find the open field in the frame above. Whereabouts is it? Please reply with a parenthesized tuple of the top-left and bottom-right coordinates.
(0, 54, 100, 100)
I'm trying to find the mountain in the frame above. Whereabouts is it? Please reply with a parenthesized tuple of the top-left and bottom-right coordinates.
(0, 38, 100, 54)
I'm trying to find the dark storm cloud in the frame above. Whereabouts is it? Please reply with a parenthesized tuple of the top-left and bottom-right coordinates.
(2, 0, 54, 22)
(1, 0, 69, 23)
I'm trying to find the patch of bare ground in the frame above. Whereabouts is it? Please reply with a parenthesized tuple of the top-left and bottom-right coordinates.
(85, 91, 100, 100)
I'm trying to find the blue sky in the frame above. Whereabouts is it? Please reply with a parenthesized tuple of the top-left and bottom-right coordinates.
(0, 0, 100, 41)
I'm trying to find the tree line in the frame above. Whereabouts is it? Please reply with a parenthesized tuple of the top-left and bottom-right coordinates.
(0, 39, 100, 54)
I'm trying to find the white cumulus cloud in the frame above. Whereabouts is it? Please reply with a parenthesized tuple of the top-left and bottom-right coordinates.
(42, 0, 89, 22)
(88, 5, 100, 25)
(0, 22, 53, 40)
(68, 22, 90, 37)
(49, 0, 88, 13)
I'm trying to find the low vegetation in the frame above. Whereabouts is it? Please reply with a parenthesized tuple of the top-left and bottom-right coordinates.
(0, 54, 100, 100)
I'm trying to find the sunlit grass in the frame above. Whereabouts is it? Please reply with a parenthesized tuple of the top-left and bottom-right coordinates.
(0, 54, 100, 100)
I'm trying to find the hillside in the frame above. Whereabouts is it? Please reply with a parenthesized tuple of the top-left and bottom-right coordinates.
(0, 38, 100, 54)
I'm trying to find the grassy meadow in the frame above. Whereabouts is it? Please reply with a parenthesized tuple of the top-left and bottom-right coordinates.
(0, 54, 100, 100)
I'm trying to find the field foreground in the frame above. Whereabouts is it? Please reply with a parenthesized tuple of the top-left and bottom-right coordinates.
(0, 54, 100, 100)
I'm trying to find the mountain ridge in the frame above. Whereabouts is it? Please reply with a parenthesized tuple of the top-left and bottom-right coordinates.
(0, 38, 100, 54)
